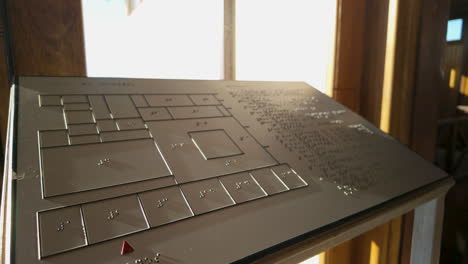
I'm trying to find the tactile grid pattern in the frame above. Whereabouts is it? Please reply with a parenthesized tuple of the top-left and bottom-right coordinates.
(37, 164, 306, 257)
(37, 93, 308, 258)
(38, 94, 231, 147)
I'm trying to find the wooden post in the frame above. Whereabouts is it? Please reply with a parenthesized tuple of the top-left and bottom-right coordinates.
(224, 0, 236, 81)
(410, 197, 446, 264)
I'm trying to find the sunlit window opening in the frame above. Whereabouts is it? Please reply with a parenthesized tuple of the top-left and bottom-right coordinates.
(447, 18, 463, 42)
(236, 0, 337, 92)
(82, 0, 337, 92)
(82, 0, 224, 79)
(299, 255, 320, 264)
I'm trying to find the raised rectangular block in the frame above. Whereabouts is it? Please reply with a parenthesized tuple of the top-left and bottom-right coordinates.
(190, 130, 242, 159)
(271, 165, 307, 190)
(147, 117, 277, 183)
(38, 206, 87, 257)
(88, 96, 112, 120)
(40, 130, 69, 148)
(100, 130, 151, 142)
(145, 95, 193, 106)
(131, 95, 148, 107)
(96, 120, 118, 132)
(138, 107, 172, 121)
(189, 95, 219, 105)
(68, 124, 98, 136)
(62, 95, 88, 104)
(69, 135, 100, 145)
(64, 103, 90, 111)
(139, 186, 193, 227)
(115, 118, 146, 130)
(249, 167, 289, 195)
(65, 111, 95, 125)
(180, 178, 235, 215)
(40, 139, 172, 197)
(219, 172, 266, 203)
(105, 95, 139, 118)
(168, 106, 223, 119)
(40, 95, 62, 106)
(81, 195, 148, 244)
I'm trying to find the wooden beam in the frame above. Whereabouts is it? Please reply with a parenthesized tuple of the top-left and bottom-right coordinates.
(331, 0, 367, 111)
(410, 196, 446, 264)
(224, 0, 236, 81)
(360, 0, 390, 126)
(7, 0, 86, 76)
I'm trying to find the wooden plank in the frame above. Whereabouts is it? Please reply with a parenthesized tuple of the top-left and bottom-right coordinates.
(6, 0, 86, 76)
(224, 0, 236, 81)
(253, 178, 453, 264)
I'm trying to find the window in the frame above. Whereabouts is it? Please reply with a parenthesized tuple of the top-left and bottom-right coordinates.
(236, 0, 337, 91)
(82, 0, 224, 79)
(446, 18, 463, 42)
(82, 0, 336, 92)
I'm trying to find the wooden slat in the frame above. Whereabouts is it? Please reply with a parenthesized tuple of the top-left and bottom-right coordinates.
(7, 0, 86, 76)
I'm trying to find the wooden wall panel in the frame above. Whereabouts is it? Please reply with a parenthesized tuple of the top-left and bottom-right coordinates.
(7, 0, 86, 76)
(331, 0, 367, 111)
(387, 0, 423, 145)
(410, 0, 451, 161)
(0, 0, 11, 150)
(359, 0, 390, 125)
(440, 43, 463, 118)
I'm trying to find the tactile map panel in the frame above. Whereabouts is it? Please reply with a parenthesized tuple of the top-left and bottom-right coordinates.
(11, 77, 448, 264)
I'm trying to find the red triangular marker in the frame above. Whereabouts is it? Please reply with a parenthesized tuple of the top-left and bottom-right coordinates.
(121, 241, 134, 255)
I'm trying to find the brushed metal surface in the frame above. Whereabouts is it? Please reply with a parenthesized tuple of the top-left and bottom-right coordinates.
(189, 94, 220, 105)
(40, 139, 171, 197)
(104, 95, 139, 119)
(145, 94, 194, 107)
(138, 107, 172, 121)
(39, 130, 69, 148)
(147, 117, 277, 183)
(138, 186, 194, 228)
(219, 172, 267, 203)
(168, 106, 223, 119)
(38, 205, 87, 257)
(180, 178, 235, 215)
(81, 195, 149, 244)
(10, 77, 449, 264)
(88, 96, 112, 120)
(190, 129, 243, 160)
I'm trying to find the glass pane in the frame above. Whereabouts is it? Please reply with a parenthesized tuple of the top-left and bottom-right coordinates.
(82, 0, 224, 79)
(447, 18, 463, 42)
(236, 0, 337, 92)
